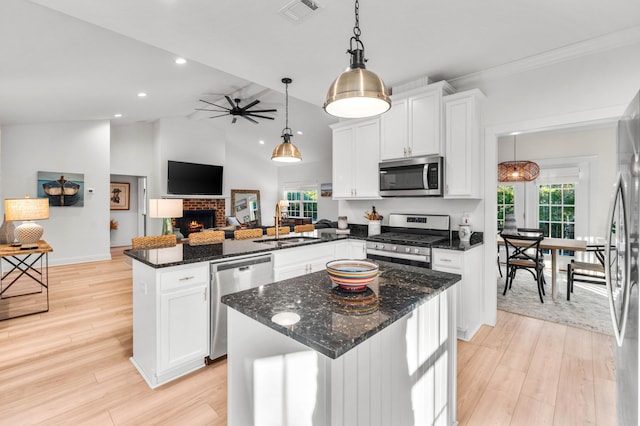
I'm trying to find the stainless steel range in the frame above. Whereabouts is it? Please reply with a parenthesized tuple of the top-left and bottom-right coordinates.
(366, 213, 450, 268)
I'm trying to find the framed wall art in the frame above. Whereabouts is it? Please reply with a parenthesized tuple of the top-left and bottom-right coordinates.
(110, 182, 130, 210)
(37, 171, 85, 207)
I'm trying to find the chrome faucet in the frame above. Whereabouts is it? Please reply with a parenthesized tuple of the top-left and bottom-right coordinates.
(275, 202, 282, 239)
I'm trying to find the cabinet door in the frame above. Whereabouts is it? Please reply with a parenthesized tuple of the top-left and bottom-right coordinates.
(444, 90, 484, 199)
(410, 90, 442, 157)
(380, 98, 408, 161)
(353, 120, 380, 198)
(159, 282, 209, 373)
(332, 126, 355, 198)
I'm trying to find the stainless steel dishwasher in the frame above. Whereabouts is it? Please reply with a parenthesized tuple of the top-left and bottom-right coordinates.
(209, 253, 274, 361)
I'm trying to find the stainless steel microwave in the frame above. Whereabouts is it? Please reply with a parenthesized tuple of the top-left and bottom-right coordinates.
(379, 155, 443, 197)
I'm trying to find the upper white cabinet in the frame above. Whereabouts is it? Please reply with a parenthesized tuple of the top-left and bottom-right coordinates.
(332, 118, 381, 199)
(380, 81, 455, 160)
(443, 89, 486, 199)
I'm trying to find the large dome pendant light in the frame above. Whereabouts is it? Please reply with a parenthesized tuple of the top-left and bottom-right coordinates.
(323, 0, 391, 118)
(498, 135, 540, 182)
(272, 78, 302, 162)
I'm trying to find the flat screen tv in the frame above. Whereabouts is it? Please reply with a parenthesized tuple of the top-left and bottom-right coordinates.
(167, 160, 223, 195)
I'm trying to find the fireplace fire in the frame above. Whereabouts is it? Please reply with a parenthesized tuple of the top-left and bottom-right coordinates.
(174, 209, 216, 237)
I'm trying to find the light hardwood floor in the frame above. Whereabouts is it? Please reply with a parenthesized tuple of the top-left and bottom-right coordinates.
(0, 248, 616, 425)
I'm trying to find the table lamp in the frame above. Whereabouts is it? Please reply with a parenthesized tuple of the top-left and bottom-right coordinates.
(149, 199, 183, 235)
(4, 196, 50, 249)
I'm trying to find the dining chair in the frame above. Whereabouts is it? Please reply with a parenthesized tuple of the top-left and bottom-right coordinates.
(188, 230, 225, 246)
(566, 244, 606, 300)
(500, 232, 546, 303)
(294, 224, 315, 233)
(131, 234, 177, 250)
(233, 228, 264, 240)
(266, 226, 290, 236)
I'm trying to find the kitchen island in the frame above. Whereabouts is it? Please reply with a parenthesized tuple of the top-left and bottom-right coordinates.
(222, 260, 460, 426)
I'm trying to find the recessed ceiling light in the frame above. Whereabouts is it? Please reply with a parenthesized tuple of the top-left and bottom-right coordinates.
(175, 57, 187, 65)
(114, 113, 122, 118)
(138, 92, 147, 98)
(296, 130, 303, 135)
(259, 140, 265, 145)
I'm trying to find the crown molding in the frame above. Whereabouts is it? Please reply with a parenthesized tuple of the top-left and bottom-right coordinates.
(451, 25, 640, 87)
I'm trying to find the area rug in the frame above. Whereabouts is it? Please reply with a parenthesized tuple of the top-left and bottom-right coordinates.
(497, 270, 612, 335)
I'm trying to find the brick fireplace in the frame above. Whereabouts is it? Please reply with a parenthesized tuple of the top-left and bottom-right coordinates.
(180, 199, 226, 230)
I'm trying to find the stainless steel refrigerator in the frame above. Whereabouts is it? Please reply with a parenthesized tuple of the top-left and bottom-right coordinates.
(606, 90, 640, 425)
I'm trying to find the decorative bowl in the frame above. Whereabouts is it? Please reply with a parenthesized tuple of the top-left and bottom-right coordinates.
(326, 259, 379, 291)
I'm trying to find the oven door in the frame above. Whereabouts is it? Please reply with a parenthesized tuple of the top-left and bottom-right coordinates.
(367, 248, 431, 268)
(379, 156, 443, 197)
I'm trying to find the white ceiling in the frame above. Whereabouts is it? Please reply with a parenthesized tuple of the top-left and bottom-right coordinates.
(2, 0, 640, 130)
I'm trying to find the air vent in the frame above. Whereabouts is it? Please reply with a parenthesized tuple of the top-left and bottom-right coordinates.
(279, 0, 321, 23)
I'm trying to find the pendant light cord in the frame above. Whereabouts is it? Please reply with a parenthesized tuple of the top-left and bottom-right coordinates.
(353, 0, 361, 39)
(281, 78, 292, 140)
(349, 0, 366, 57)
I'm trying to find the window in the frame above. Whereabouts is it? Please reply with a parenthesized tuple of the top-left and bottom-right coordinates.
(538, 183, 576, 255)
(497, 185, 515, 230)
(285, 189, 318, 221)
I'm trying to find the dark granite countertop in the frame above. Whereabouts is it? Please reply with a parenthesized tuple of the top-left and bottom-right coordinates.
(123, 227, 483, 268)
(221, 259, 460, 359)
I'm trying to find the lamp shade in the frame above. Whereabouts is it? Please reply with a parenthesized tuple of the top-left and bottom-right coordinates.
(272, 140, 302, 162)
(148, 199, 183, 218)
(323, 67, 391, 118)
(497, 161, 540, 182)
(5, 197, 49, 221)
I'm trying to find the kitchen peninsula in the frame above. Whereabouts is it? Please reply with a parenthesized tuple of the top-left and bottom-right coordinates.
(222, 260, 460, 426)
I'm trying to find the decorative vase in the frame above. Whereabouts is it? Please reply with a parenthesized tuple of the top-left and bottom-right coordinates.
(503, 214, 517, 234)
(368, 220, 381, 236)
(458, 224, 472, 242)
(0, 217, 15, 244)
(338, 216, 348, 230)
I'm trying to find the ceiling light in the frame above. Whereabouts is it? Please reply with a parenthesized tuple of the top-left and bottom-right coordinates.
(137, 92, 147, 98)
(498, 135, 540, 182)
(272, 78, 302, 162)
(259, 140, 265, 145)
(323, 0, 390, 118)
(114, 113, 122, 118)
(296, 130, 303, 135)
(174, 57, 187, 65)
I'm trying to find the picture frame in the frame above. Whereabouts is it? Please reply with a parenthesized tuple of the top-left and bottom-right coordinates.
(110, 182, 130, 210)
(320, 182, 332, 197)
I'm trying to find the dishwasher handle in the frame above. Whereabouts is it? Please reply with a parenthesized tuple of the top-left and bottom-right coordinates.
(212, 254, 273, 273)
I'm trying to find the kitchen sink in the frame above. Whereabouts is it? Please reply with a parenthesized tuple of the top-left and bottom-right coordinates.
(254, 236, 320, 247)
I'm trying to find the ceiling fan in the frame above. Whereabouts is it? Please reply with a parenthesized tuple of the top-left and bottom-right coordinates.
(196, 96, 277, 124)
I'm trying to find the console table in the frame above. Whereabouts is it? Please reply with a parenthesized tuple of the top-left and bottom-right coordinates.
(0, 240, 52, 320)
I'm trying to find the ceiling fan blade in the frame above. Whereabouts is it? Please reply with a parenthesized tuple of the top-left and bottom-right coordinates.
(246, 108, 277, 113)
(199, 99, 231, 110)
(225, 96, 236, 108)
(195, 108, 228, 112)
(241, 99, 260, 111)
(232, 117, 237, 124)
(242, 115, 259, 124)
(246, 113, 275, 120)
(208, 113, 231, 119)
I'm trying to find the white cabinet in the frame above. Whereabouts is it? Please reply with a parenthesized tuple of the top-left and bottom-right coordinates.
(273, 243, 336, 281)
(380, 81, 455, 160)
(432, 246, 482, 341)
(443, 89, 485, 199)
(334, 239, 366, 260)
(131, 263, 209, 388)
(332, 118, 381, 199)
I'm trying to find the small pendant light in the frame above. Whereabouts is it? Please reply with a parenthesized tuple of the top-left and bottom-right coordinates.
(323, 0, 391, 118)
(272, 78, 302, 162)
(498, 135, 540, 182)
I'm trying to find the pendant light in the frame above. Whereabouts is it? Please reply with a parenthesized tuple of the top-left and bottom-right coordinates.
(323, 0, 391, 118)
(498, 135, 540, 182)
(272, 78, 302, 162)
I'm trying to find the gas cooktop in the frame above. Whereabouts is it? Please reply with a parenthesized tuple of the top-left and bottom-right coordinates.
(367, 232, 448, 247)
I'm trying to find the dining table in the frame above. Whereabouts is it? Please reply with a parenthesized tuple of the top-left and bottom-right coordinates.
(497, 235, 588, 300)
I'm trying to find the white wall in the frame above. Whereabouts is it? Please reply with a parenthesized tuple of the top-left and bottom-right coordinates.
(110, 123, 154, 177)
(1, 120, 111, 265)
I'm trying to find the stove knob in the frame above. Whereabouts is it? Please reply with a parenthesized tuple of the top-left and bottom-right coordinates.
(378, 244, 384, 250)
(414, 248, 420, 254)
(405, 247, 411, 253)
(391, 246, 397, 251)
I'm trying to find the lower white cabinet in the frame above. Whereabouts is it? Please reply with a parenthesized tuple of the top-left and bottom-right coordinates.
(273, 243, 336, 281)
(334, 239, 366, 260)
(131, 262, 210, 388)
(432, 246, 482, 341)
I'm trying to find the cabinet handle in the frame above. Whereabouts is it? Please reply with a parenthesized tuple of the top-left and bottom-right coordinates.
(440, 258, 452, 262)
(179, 276, 195, 281)
(204, 287, 208, 301)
